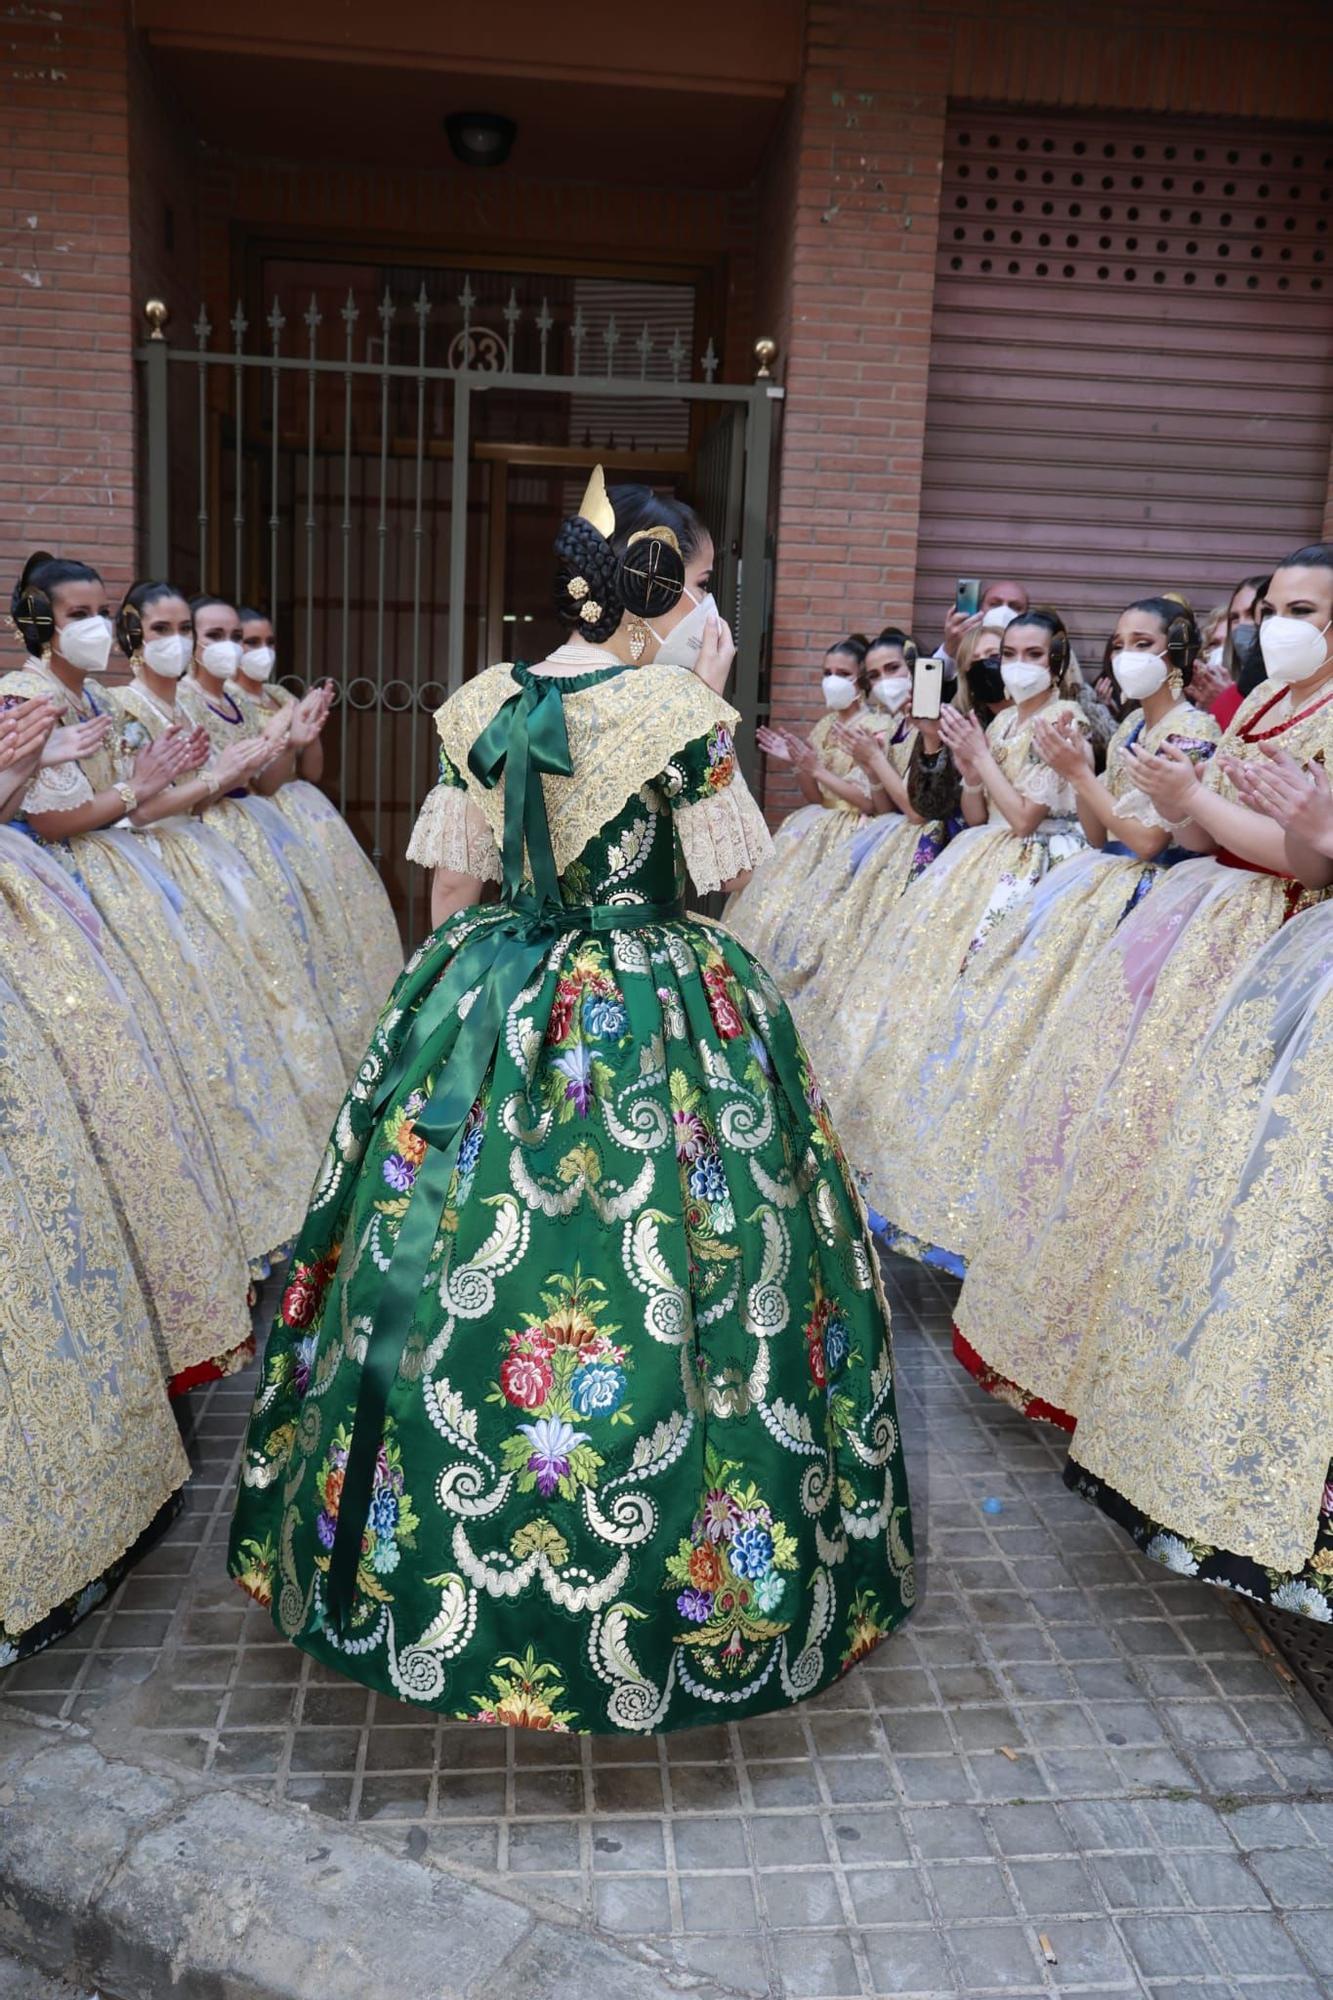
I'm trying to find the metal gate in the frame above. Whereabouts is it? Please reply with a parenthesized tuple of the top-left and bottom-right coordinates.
(137, 287, 783, 944)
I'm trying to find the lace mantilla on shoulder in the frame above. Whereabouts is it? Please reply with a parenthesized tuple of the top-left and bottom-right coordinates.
(406, 782, 501, 880)
(434, 663, 742, 875)
(675, 774, 773, 896)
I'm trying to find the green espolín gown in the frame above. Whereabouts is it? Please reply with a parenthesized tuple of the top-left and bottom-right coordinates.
(228, 655, 915, 1733)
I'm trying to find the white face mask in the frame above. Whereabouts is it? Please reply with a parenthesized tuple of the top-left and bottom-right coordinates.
(871, 674, 912, 713)
(649, 588, 719, 670)
(200, 639, 242, 679)
(1000, 659, 1052, 703)
(981, 603, 1020, 633)
(1259, 614, 1333, 687)
(239, 644, 276, 683)
(822, 672, 858, 711)
(57, 614, 114, 675)
(141, 634, 192, 680)
(1204, 644, 1225, 670)
(1110, 648, 1170, 701)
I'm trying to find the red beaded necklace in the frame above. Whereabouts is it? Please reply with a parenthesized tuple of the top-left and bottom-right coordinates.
(1238, 673, 1333, 744)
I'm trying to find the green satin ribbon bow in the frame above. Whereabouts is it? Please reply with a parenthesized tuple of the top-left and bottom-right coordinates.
(325, 664, 680, 1633)
(467, 665, 573, 908)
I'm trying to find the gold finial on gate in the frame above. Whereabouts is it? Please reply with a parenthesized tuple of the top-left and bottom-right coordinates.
(753, 337, 778, 380)
(144, 299, 170, 342)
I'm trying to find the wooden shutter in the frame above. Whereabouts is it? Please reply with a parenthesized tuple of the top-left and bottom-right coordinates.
(915, 110, 1333, 651)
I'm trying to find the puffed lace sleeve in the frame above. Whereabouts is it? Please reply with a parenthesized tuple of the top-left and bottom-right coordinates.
(406, 742, 501, 881)
(1015, 701, 1090, 814)
(661, 720, 773, 896)
(21, 757, 94, 814)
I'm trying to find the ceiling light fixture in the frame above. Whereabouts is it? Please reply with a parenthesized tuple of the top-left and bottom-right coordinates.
(444, 112, 517, 169)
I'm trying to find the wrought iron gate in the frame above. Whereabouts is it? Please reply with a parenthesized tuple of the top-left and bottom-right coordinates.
(137, 287, 783, 944)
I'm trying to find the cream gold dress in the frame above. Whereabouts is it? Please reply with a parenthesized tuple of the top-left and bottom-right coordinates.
(953, 677, 1333, 1430)
(722, 707, 884, 968)
(241, 679, 402, 1029)
(0, 660, 315, 1279)
(0, 823, 253, 1388)
(0, 961, 188, 1662)
(1065, 896, 1333, 1618)
(177, 675, 372, 1070)
(874, 700, 1219, 1272)
(828, 698, 1089, 1171)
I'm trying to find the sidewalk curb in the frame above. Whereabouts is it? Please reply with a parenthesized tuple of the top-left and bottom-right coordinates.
(0, 1710, 738, 2000)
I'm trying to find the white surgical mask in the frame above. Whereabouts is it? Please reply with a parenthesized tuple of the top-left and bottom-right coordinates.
(1259, 614, 1333, 687)
(822, 672, 858, 711)
(1204, 644, 1225, 670)
(239, 644, 276, 683)
(649, 588, 719, 670)
(981, 604, 1020, 633)
(57, 614, 114, 675)
(200, 639, 242, 678)
(1110, 648, 1170, 701)
(1000, 660, 1052, 703)
(142, 634, 192, 680)
(871, 674, 912, 713)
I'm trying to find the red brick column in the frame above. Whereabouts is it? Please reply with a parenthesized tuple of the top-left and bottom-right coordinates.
(0, 0, 137, 612)
(760, 1, 948, 820)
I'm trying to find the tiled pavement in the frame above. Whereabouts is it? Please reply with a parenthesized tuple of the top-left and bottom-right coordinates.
(5, 1257, 1333, 1999)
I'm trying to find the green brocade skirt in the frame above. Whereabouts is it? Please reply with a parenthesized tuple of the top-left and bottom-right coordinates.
(229, 895, 915, 1733)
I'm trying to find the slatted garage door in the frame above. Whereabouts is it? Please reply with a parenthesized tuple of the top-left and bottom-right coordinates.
(915, 110, 1333, 657)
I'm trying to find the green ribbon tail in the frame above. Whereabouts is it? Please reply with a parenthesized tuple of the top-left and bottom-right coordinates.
(326, 920, 551, 1633)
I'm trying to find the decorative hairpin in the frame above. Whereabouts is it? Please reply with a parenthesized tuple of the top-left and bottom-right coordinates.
(577, 464, 616, 540)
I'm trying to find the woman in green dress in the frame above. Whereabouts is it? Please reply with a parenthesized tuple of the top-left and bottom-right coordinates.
(229, 475, 915, 1733)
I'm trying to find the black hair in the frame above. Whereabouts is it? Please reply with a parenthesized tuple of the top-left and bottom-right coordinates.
(826, 634, 869, 666)
(1003, 607, 1076, 691)
(552, 486, 707, 644)
(1276, 543, 1333, 576)
(237, 605, 269, 625)
(867, 626, 917, 655)
(189, 592, 240, 625)
(1122, 595, 1201, 685)
(1230, 571, 1271, 608)
(116, 578, 190, 658)
(10, 552, 103, 657)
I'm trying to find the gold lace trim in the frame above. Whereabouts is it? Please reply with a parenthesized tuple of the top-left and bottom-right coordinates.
(675, 776, 773, 895)
(434, 663, 741, 875)
(405, 782, 501, 879)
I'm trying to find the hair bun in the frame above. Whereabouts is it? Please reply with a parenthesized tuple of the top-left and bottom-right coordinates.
(553, 515, 624, 644)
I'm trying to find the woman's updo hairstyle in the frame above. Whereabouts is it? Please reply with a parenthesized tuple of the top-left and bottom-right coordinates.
(1004, 607, 1076, 692)
(116, 579, 185, 659)
(10, 551, 102, 657)
(553, 478, 707, 645)
(1125, 595, 1201, 685)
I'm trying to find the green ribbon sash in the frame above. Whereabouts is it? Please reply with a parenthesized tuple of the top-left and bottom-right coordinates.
(325, 663, 680, 1633)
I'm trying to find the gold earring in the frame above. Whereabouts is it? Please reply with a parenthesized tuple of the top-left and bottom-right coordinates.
(626, 618, 649, 663)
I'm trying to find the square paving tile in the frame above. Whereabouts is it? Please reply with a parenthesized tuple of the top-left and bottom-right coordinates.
(7, 1259, 1333, 2000)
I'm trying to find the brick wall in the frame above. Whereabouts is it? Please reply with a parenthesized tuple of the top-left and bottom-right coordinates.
(761, 0, 949, 820)
(1, 0, 136, 614)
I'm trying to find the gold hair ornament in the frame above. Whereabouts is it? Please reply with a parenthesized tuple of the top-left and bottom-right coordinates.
(577, 465, 616, 540)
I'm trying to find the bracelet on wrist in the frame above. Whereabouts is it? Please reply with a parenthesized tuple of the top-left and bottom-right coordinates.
(112, 779, 139, 816)
(961, 777, 986, 796)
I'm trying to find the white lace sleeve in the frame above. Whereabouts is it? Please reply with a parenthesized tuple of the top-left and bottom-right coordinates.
(673, 772, 773, 895)
(405, 783, 500, 880)
(22, 758, 94, 815)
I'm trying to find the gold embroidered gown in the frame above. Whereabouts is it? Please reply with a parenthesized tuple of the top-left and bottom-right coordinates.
(1064, 896, 1333, 1618)
(722, 707, 884, 968)
(953, 678, 1333, 1430)
(0, 662, 315, 1279)
(177, 676, 373, 1071)
(873, 701, 1220, 1273)
(243, 681, 402, 1028)
(758, 717, 920, 1008)
(828, 699, 1089, 1175)
(0, 961, 188, 1663)
(118, 679, 345, 1180)
(0, 824, 253, 1388)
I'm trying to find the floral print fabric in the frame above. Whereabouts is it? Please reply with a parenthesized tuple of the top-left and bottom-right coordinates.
(230, 666, 914, 1731)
